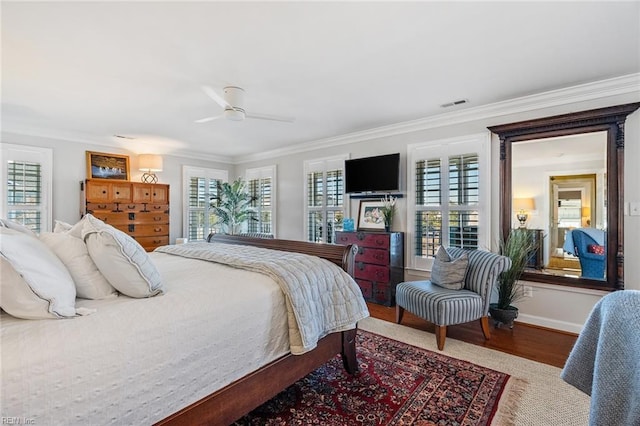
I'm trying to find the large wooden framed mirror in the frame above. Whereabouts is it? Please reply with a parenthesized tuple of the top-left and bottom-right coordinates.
(489, 103, 639, 291)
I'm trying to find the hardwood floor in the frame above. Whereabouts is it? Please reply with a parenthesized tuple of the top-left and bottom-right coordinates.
(367, 302, 578, 369)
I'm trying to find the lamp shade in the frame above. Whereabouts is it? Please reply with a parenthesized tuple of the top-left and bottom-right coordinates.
(138, 154, 163, 172)
(513, 197, 535, 211)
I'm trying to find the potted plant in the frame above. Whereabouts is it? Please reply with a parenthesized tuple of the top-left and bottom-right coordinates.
(210, 178, 258, 235)
(380, 195, 396, 232)
(489, 228, 536, 328)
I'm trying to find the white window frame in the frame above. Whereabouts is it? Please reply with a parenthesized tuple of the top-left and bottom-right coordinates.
(303, 154, 349, 243)
(182, 165, 228, 241)
(0, 143, 53, 233)
(407, 133, 491, 271)
(245, 165, 277, 236)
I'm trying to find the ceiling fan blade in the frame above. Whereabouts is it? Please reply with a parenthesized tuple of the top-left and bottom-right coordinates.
(194, 115, 223, 123)
(201, 85, 231, 110)
(245, 112, 296, 123)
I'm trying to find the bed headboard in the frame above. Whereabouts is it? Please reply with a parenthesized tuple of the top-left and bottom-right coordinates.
(208, 234, 357, 277)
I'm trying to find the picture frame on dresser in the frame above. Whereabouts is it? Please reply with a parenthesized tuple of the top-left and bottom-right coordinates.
(357, 200, 386, 231)
(86, 151, 130, 181)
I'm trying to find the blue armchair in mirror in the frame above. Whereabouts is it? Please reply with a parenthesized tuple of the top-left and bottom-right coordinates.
(570, 228, 606, 279)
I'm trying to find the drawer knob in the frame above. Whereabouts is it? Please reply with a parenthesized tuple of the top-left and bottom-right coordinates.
(154, 217, 162, 221)
(154, 227, 162, 232)
(128, 204, 135, 209)
(102, 190, 106, 194)
(356, 262, 365, 270)
(98, 204, 106, 209)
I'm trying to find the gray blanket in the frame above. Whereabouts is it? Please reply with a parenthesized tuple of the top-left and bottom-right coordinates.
(156, 242, 369, 354)
(561, 290, 640, 425)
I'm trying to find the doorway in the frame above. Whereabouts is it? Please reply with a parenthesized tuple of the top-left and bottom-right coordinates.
(548, 174, 596, 272)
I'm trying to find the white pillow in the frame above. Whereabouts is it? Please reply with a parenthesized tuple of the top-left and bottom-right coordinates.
(0, 218, 37, 237)
(53, 219, 73, 233)
(82, 214, 164, 298)
(0, 227, 77, 319)
(39, 232, 117, 299)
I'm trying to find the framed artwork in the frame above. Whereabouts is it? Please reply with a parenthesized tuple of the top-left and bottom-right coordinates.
(86, 151, 130, 181)
(357, 200, 386, 231)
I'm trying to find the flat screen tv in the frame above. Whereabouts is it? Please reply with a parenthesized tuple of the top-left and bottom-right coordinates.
(345, 153, 400, 194)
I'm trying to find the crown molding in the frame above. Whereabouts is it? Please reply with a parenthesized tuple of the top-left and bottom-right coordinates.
(232, 73, 640, 164)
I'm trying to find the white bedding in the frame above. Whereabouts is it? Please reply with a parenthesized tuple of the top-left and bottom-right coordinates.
(1, 252, 292, 425)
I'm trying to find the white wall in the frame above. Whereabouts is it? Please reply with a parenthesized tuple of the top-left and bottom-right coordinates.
(2, 82, 639, 334)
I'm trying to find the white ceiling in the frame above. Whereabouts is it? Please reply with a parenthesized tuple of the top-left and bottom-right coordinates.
(2, 1, 639, 162)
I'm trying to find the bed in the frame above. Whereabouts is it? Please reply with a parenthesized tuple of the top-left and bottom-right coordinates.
(0, 220, 368, 426)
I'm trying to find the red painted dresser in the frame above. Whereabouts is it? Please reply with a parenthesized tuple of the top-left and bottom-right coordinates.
(335, 231, 404, 306)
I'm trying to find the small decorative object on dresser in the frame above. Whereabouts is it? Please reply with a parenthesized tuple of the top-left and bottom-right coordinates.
(80, 179, 170, 251)
(356, 200, 386, 231)
(335, 231, 404, 306)
(86, 151, 130, 181)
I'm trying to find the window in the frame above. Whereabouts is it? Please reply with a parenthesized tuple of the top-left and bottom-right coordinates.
(245, 165, 276, 236)
(182, 166, 228, 241)
(0, 144, 52, 233)
(408, 133, 490, 270)
(304, 155, 348, 243)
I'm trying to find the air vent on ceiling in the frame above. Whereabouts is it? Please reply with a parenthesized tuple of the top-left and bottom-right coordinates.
(440, 99, 469, 108)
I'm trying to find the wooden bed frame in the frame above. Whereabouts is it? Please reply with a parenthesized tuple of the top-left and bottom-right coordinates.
(155, 235, 360, 426)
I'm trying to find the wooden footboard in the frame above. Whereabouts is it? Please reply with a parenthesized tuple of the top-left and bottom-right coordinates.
(155, 235, 361, 426)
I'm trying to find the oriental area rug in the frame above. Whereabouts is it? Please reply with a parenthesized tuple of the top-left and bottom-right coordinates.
(234, 330, 523, 425)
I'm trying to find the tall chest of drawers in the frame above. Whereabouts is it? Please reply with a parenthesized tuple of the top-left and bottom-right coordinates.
(335, 231, 404, 306)
(81, 179, 170, 252)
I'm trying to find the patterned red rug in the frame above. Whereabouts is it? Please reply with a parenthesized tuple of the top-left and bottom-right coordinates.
(234, 330, 521, 425)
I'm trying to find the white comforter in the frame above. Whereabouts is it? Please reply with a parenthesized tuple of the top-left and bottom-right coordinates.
(156, 242, 370, 354)
(2, 253, 293, 425)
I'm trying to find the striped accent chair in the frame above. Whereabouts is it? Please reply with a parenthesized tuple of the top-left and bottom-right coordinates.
(396, 248, 511, 350)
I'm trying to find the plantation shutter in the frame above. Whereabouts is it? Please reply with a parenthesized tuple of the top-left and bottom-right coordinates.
(1, 144, 52, 233)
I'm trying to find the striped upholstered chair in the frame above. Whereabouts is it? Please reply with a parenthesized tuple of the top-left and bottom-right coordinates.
(396, 248, 511, 350)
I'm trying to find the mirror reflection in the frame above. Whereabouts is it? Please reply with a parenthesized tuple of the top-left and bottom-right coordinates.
(511, 132, 607, 280)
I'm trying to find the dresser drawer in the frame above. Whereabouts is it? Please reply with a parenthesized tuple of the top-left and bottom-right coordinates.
(355, 279, 373, 299)
(118, 203, 146, 212)
(355, 247, 389, 266)
(126, 224, 169, 237)
(135, 236, 169, 251)
(86, 203, 117, 212)
(147, 203, 169, 213)
(336, 232, 390, 249)
(90, 212, 132, 225)
(372, 283, 392, 306)
(131, 212, 170, 224)
(354, 262, 390, 283)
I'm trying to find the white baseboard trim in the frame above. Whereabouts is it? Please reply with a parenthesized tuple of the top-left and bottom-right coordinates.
(515, 313, 583, 335)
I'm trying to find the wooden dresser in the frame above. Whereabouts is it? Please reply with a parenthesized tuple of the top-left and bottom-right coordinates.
(80, 179, 170, 251)
(335, 231, 404, 306)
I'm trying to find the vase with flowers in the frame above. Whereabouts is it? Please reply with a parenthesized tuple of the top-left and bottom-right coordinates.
(381, 195, 396, 232)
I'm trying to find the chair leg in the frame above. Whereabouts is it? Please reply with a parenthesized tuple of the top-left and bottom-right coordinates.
(395, 305, 404, 324)
(480, 316, 491, 340)
(435, 325, 446, 350)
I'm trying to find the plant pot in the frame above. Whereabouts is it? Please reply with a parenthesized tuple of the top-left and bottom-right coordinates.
(489, 304, 519, 329)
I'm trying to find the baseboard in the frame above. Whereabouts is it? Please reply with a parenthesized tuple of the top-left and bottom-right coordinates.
(516, 313, 583, 335)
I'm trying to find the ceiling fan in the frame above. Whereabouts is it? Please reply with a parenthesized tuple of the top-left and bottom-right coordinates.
(195, 86, 295, 123)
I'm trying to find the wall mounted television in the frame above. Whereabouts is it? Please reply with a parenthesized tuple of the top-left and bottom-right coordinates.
(345, 153, 400, 194)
